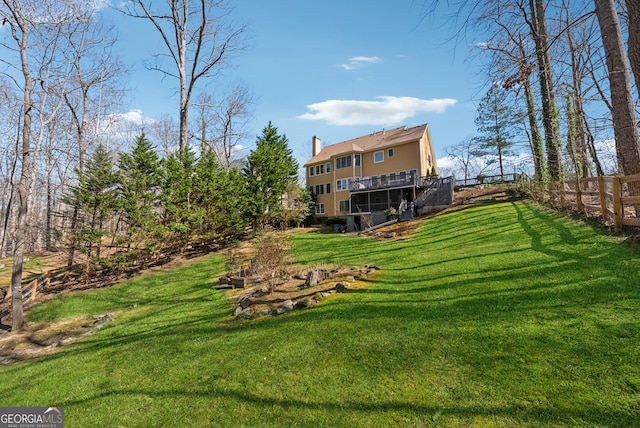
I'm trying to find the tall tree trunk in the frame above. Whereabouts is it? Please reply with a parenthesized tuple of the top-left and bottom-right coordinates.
(566, 16, 591, 178)
(530, 0, 563, 181)
(11, 30, 34, 332)
(45, 175, 52, 251)
(595, 0, 640, 178)
(518, 42, 546, 181)
(625, 0, 640, 94)
(0, 118, 20, 258)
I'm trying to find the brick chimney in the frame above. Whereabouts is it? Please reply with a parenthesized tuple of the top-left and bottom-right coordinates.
(312, 136, 321, 157)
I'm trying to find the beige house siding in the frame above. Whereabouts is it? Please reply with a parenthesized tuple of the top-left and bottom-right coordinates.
(305, 124, 438, 218)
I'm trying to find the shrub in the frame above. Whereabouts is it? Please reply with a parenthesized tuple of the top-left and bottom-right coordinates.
(384, 207, 399, 220)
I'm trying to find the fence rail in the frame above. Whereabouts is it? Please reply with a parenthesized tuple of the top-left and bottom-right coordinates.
(1, 271, 51, 322)
(547, 173, 640, 232)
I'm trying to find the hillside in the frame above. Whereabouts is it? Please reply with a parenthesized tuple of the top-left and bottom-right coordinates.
(1, 199, 639, 426)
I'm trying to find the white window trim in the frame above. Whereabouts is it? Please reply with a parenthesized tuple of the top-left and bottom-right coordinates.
(374, 151, 384, 163)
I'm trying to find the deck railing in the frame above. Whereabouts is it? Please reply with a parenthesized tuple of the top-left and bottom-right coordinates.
(350, 174, 439, 192)
(455, 173, 525, 188)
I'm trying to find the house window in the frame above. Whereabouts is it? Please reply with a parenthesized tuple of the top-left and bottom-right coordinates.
(374, 151, 384, 163)
(388, 148, 394, 157)
(428, 154, 432, 166)
(326, 183, 331, 194)
(316, 164, 324, 175)
(380, 174, 387, 185)
(339, 200, 350, 213)
(371, 176, 378, 186)
(326, 162, 331, 173)
(354, 154, 361, 166)
(315, 184, 324, 195)
(309, 166, 314, 177)
(315, 203, 325, 215)
(336, 178, 347, 191)
(409, 169, 417, 182)
(399, 171, 406, 182)
(389, 172, 396, 183)
(336, 155, 352, 169)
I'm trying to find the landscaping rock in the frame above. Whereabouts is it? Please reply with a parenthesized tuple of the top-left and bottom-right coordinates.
(259, 309, 271, 316)
(305, 269, 330, 287)
(236, 307, 254, 320)
(0, 353, 19, 365)
(275, 299, 294, 315)
(238, 296, 255, 309)
(335, 283, 348, 292)
(295, 297, 316, 308)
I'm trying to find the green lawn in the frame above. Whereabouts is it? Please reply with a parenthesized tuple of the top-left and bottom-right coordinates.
(1, 201, 639, 427)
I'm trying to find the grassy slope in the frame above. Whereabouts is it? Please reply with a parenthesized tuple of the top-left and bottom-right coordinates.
(1, 201, 639, 427)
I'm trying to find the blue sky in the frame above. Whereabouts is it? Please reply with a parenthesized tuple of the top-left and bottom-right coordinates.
(103, 1, 483, 169)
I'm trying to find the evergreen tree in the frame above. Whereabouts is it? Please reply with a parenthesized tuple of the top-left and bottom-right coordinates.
(117, 133, 163, 250)
(243, 122, 299, 228)
(194, 149, 249, 241)
(63, 143, 119, 270)
(160, 146, 198, 245)
(474, 84, 521, 180)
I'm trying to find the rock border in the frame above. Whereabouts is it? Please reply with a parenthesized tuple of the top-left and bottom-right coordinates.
(231, 265, 379, 320)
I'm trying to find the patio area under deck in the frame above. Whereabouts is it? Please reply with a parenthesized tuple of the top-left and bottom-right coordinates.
(349, 174, 439, 214)
(350, 186, 415, 215)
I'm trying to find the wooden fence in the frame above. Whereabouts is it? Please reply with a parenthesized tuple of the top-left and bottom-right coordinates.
(0, 271, 51, 322)
(551, 173, 640, 232)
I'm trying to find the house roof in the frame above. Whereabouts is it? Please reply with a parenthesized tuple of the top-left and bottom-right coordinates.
(304, 123, 429, 166)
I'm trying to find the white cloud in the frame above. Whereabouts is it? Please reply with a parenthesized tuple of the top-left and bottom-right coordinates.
(298, 96, 458, 126)
(97, 109, 156, 149)
(110, 109, 152, 125)
(341, 56, 382, 70)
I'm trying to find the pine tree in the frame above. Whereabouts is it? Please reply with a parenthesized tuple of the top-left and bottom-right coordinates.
(194, 149, 249, 241)
(117, 133, 162, 251)
(243, 122, 299, 228)
(160, 146, 198, 245)
(474, 84, 522, 180)
(63, 144, 119, 271)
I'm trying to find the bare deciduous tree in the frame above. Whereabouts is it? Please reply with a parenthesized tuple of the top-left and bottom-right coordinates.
(625, 0, 640, 94)
(123, 0, 247, 153)
(193, 84, 253, 169)
(594, 0, 640, 178)
(0, 0, 108, 331)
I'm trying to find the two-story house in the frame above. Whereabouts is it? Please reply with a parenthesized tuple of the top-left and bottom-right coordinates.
(304, 123, 439, 230)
